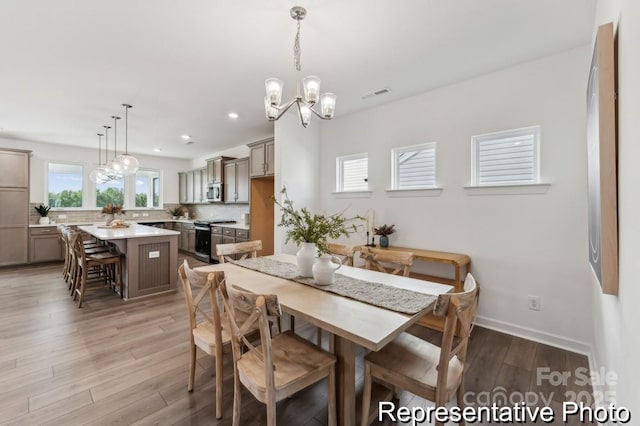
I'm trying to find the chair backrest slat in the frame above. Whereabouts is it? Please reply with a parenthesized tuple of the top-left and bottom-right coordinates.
(216, 240, 263, 263)
(359, 246, 414, 277)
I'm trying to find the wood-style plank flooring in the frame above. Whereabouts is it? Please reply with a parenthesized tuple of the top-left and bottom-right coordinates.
(0, 257, 593, 425)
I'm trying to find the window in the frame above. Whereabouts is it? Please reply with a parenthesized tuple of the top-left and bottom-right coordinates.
(471, 126, 540, 185)
(96, 178, 124, 207)
(391, 142, 436, 189)
(48, 162, 83, 208)
(134, 169, 161, 208)
(336, 153, 368, 192)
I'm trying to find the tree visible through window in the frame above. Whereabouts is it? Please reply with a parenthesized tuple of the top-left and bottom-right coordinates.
(48, 162, 83, 208)
(96, 179, 124, 207)
(135, 169, 161, 208)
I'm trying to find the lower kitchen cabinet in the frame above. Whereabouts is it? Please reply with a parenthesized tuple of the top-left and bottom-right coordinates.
(30, 227, 64, 263)
(211, 226, 249, 262)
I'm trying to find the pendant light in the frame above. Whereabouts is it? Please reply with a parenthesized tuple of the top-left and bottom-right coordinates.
(102, 124, 118, 181)
(89, 133, 107, 183)
(115, 104, 139, 175)
(109, 115, 124, 179)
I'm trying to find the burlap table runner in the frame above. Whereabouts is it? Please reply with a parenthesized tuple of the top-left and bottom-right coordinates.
(232, 257, 436, 315)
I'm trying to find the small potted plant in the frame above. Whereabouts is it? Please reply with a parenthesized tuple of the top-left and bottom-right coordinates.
(101, 204, 124, 226)
(35, 204, 51, 225)
(374, 224, 395, 248)
(168, 206, 183, 220)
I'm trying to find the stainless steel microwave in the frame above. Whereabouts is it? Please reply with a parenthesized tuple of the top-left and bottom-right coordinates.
(207, 183, 223, 202)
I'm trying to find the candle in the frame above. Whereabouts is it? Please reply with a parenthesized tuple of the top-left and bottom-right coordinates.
(371, 210, 375, 234)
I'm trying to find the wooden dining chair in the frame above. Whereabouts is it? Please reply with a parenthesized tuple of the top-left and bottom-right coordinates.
(216, 240, 263, 263)
(360, 273, 480, 426)
(359, 246, 414, 276)
(178, 261, 233, 419)
(326, 242, 356, 266)
(220, 281, 337, 426)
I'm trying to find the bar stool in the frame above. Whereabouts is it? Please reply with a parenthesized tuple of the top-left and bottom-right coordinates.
(70, 231, 125, 308)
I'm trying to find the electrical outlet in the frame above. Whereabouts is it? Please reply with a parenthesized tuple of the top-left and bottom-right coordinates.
(528, 295, 541, 311)
(142, 213, 149, 217)
(58, 214, 67, 219)
(132, 213, 140, 217)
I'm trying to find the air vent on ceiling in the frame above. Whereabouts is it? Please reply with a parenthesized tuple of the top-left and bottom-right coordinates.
(182, 140, 194, 145)
(362, 87, 391, 100)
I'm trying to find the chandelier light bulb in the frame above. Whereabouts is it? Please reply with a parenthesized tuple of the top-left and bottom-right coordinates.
(320, 93, 336, 118)
(303, 76, 320, 104)
(299, 103, 311, 127)
(265, 78, 283, 106)
(264, 97, 278, 120)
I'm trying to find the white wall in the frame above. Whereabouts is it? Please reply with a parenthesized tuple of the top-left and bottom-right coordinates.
(274, 112, 320, 254)
(318, 46, 593, 352)
(589, 0, 640, 413)
(0, 138, 190, 204)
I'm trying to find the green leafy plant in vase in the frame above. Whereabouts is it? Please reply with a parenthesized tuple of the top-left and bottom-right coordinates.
(35, 204, 51, 225)
(101, 204, 124, 225)
(273, 187, 361, 277)
(374, 224, 395, 248)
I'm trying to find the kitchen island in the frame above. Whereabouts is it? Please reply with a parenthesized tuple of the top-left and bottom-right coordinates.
(78, 223, 180, 299)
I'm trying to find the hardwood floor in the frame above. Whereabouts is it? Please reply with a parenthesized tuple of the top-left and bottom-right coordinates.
(0, 258, 593, 425)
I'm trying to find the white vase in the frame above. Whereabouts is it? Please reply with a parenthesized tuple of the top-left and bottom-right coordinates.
(105, 214, 115, 226)
(312, 254, 342, 285)
(296, 242, 318, 277)
(39, 217, 50, 225)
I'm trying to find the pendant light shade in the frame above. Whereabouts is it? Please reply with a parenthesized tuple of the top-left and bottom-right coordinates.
(115, 104, 139, 175)
(102, 125, 121, 181)
(89, 133, 107, 183)
(109, 115, 124, 179)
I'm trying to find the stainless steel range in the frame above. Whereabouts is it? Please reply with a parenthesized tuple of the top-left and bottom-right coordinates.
(193, 219, 236, 263)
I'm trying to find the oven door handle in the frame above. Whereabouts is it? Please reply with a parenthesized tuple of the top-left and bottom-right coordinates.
(194, 226, 211, 231)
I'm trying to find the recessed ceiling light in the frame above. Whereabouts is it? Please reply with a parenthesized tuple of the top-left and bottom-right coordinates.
(181, 134, 191, 140)
(228, 112, 239, 119)
(153, 148, 162, 152)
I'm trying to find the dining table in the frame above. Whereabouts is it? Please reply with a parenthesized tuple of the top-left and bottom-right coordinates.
(196, 253, 452, 426)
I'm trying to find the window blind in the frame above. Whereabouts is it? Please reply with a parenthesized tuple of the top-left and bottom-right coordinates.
(396, 145, 436, 189)
(341, 155, 368, 191)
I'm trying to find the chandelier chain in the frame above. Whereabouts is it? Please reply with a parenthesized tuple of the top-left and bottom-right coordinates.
(294, 19, 301, 72)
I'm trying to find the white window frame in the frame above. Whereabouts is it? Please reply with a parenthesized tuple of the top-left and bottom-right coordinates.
(129, 168, 163, 209)
(336, 153, 369, 193)
(391, 142, 437, 190)
(471, 126, 541, 186)
(45, 160, 86, 209)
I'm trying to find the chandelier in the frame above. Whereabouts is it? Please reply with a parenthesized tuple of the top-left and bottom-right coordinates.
(264, 6, 336, 127)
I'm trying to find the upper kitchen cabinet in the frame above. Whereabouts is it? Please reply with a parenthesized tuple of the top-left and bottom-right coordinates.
(206, 156, 234, 185)
(0, 149, 30, 188)
(224, 158, 249, 204)
(178, 168, 207, 204)
(248, 138, 275, 178)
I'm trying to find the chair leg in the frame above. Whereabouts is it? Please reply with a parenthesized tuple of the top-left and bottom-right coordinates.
(316, 328, 322, 347)
(76, 267, 87, 308)
(361, 362, 373, 426)
(188, 339, 196, 392)
(232, 369, 242, 426)
(215, 345, 223, 419)
(328, 364, 337, 426)
(266, 392, 276, 426)
(457, 382, 466, 426)
(116, 259, 124, 298)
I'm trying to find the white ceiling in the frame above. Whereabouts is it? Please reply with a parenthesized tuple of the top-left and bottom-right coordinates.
(0, 0, 595, 159)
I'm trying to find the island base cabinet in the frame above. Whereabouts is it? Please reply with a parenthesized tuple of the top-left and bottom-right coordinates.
(123, 235, 178, 299)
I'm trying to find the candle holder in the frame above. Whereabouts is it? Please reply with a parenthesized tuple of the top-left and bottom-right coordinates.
(365, 232, 376, 247)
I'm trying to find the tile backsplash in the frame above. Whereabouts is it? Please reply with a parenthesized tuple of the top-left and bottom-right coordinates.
(29, 203, 249, 224)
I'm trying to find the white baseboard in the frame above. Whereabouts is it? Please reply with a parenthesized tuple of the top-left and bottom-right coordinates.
(476, 315, 592, 355)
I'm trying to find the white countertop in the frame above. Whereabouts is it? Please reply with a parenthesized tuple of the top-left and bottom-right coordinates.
(77, 223, 180, 240)
(30, 219, 250, 230)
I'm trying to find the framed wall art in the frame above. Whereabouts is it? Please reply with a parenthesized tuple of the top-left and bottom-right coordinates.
(586, 22, 618, 295)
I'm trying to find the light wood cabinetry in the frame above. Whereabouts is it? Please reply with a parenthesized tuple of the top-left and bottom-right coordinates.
(223, 158, 249, 204)
(249, 177, 275, 257)
(206, 156, 234, 184)
(0, 148, 30, 266)
(248, 138, 275, 178)
(30, 227, 64, 263)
